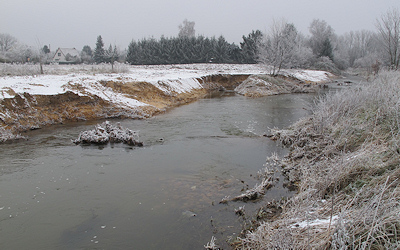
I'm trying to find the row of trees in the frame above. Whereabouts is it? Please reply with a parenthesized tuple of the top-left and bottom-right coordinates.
(88, 8, 400, 73)
(1, 8, 400, 73)
(126, 36, 242, 65)
(258, 8, 400, 74)
(91, 19, 260, 65)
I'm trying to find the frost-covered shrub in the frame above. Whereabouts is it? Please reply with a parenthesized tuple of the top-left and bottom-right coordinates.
(312, 56, 340, 74)
(0, 62, 130, 76)
(0, 63, 41, 76)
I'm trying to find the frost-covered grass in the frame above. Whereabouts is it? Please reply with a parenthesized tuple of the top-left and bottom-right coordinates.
(0, 62, 130, 76)
(238, 71, 400, 249)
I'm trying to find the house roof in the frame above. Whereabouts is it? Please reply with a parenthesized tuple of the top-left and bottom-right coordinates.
(57, 48, 80, 57)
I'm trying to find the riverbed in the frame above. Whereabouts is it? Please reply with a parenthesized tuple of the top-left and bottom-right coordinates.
(0, 91, 318, 249)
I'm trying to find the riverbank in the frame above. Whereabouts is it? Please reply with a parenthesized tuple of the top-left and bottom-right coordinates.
(237, 71, 400, 249)
(0, 64, 333, 142)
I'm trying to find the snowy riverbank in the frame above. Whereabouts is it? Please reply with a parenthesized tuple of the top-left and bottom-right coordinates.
(0, 64, 334, 140)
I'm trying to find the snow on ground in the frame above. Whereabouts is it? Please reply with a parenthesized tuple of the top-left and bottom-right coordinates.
(0, 64, 333, 109)
(283, 69, 334, 83)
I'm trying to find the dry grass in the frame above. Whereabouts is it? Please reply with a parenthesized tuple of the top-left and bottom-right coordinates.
(238, 71, 400, 249)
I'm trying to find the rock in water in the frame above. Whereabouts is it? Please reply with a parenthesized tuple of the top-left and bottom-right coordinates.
(72, 121, 143, 146)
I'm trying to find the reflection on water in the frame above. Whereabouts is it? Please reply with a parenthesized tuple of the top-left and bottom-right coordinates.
(0, 92, 317, 249)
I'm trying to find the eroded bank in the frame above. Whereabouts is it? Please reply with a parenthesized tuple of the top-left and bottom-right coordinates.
(0, 68, 334, 141)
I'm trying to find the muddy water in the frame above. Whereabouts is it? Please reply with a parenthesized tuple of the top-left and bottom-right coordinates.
(0, 92, 317, 249)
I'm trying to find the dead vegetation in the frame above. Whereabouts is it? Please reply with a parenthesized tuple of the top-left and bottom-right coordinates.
(237, 71, 400, 249)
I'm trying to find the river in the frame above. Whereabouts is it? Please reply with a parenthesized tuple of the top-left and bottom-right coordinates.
(0, 91, 319, 249)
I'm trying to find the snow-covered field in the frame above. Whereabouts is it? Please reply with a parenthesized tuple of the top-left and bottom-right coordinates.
(0, 64, 333, 108)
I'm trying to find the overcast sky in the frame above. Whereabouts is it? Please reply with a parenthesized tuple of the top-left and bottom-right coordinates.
(1, 0, 400, 51)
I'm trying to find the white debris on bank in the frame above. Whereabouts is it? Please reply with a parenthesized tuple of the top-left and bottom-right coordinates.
(290, 215, 339, 229)
(204, 236, 219, 250)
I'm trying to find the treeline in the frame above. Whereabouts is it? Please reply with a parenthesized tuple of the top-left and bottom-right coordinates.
(1, 8, 400, 74)
(126, 36, 243, 65)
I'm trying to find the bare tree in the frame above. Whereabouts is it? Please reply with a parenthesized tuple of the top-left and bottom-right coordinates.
(0, 33, 18, 62)
(35, 39, 48, 74)
(178, 19, 195, 38)
(0, 33, 17, 52)
(335, 30, 377, 69)
(6, 43, 33, 63)
(257, 19, 299, 75)
(376, 7, 400, 70)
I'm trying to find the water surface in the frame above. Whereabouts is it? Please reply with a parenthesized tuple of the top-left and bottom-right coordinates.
(0, 92, 316, 249)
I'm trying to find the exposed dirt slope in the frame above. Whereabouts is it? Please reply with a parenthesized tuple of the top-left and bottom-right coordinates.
(0, 75, 251, 136)
(0, 72, 333, 140)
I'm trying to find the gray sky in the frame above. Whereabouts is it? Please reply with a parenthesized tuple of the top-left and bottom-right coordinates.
(1, 0, 400, 50)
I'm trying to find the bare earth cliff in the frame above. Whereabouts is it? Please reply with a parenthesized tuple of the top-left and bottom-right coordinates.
(0, 64, 333, 141)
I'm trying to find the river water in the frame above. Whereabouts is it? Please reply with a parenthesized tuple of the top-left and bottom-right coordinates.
(0, 91, 318, 249)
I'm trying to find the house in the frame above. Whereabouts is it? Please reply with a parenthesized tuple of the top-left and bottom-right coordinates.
(52, 48, 80, 64)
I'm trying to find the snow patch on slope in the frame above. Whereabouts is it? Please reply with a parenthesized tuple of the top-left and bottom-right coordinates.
(284, 69, 333, 83)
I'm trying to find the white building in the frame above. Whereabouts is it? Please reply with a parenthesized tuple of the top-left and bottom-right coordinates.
(52, 48, 80, 64)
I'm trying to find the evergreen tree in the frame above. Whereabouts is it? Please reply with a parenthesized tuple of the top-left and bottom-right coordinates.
(240, 30, 263, 63)
(308, 19, 335, 60)
(42, 45, 50, 54)
(94, 35, 105, 64)
(125, 34, 237, 65)
(104, 44, 120, 71)
(82, 45, 93, 57)
(214, 36, 230, 63)
(81, 45, 93, 63)
(227, 43, 241, 63)
(127, 40, 139, 65)
(319, 38, 334, 60)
